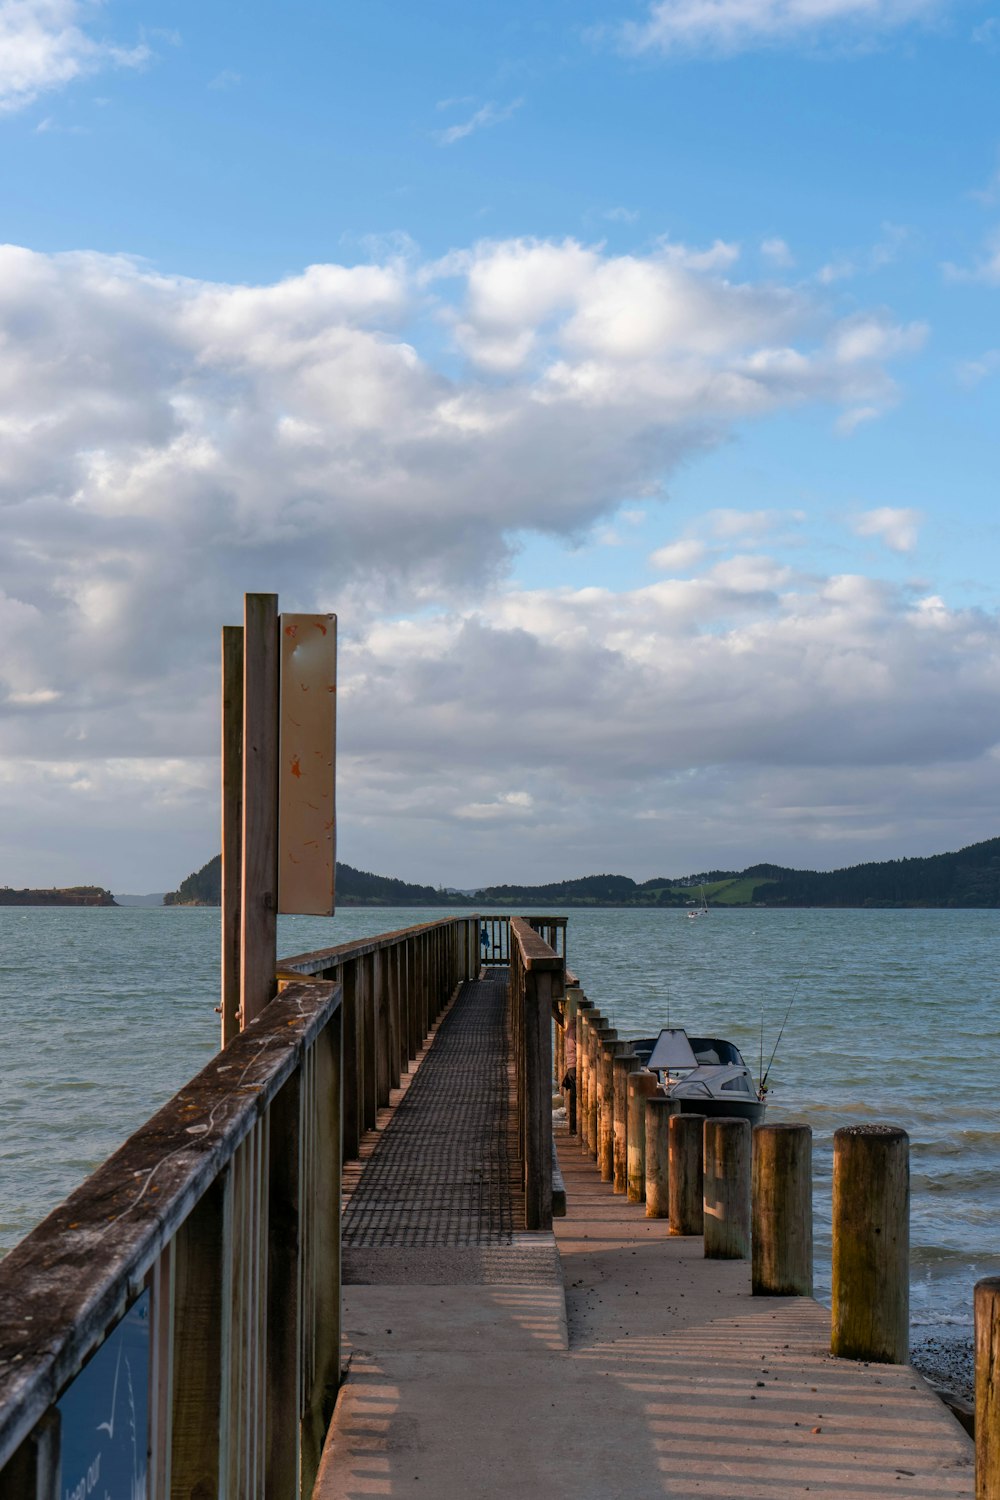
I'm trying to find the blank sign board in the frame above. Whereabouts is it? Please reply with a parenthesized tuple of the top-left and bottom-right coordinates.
(278, 613, 336, 915)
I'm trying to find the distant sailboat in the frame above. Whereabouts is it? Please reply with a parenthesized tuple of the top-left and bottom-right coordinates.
(686, 884, 709, 919)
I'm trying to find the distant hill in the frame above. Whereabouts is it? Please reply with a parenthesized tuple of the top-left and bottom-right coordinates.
(162, 836, 1000, 911)
(164, 855, 447, 907)
(747, 838, 1000, 908)
(0, 886, 116, 907)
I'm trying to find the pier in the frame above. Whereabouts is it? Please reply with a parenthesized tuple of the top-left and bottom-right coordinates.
(0, 908, 980, 1498)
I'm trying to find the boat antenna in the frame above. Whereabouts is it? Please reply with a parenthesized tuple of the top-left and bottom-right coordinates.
(760, 977, 802, 1095)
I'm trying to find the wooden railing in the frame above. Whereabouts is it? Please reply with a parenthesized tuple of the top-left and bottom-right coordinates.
(509, 916, 564, 1230)
(0, 979, 341, 1500)
(280, 916, 480, 1160)
(477, 914, 567, 967)
(0, 913, 479, 1499)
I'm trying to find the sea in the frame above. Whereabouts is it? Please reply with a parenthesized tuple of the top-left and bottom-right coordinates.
(3, 903, 999, 1351)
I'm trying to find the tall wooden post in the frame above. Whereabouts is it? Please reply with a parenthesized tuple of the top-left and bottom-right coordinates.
(627, 1070, 659, 1204)
(831, 1124, 909, 1363)
(976, 1278, 1000, 1499)
(240, 593, 280, 1029)
(669, 1113, 705, 1236)
(612, 1052, 638, 1194)
(703, 1117, 751, 1260)
(645, 1095, 674, 1217)
(752, 1123, 813, 1296)
(221, 625, 244, 1046)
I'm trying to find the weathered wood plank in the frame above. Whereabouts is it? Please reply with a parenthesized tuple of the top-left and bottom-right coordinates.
(221, 624, 244, 1048)
(171, 1175, 227, 1498)
(241, 592, 280, 1028)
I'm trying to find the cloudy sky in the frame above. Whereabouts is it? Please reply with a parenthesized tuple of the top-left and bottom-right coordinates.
(1, 0, 998, 892)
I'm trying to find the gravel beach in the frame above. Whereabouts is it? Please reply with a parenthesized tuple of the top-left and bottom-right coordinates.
(912, 1332, 975, 1405)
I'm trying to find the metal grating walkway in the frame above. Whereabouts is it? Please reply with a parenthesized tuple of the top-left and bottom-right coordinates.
(341, 970, 519, 1249)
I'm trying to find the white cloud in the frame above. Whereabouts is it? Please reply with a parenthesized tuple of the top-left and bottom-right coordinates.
(604, 206, 640, 224)
(433, 97, 523, 147)
(761, 237, 794, 267)
(944, 230, 1000, 286)
(650, 539, 708, 571)
(852, 506, 922, 553)
(957, 349, 1000, 386)
(330, 565, 1000, 882)
(816, 223, 910, 284)
(0, 234, 935, 883)
(0, 0, 147, 114)
(708, 507, 802, 539)
(616, 0, 938, 56)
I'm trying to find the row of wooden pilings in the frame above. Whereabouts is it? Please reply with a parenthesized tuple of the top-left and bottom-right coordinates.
(558, 986, 1000, 1498)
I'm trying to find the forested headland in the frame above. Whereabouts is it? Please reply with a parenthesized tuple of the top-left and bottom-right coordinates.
(161, 836, 1000, 909)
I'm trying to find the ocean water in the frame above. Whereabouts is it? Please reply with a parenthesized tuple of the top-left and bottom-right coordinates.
(2, 903, 999, 1335)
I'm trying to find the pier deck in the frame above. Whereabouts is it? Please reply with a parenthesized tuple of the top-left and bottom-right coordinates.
(316, 973, 974, 1500)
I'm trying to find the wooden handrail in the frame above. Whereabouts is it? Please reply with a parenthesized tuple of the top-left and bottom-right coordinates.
(509, 917, 564, 1230)
(0, 980, 340, 1485)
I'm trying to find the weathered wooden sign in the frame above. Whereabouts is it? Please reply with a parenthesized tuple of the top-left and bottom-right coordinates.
(278, 612, 337, 915)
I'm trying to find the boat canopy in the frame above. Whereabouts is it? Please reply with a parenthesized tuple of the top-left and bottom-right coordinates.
(646, 1028, 699, 1071)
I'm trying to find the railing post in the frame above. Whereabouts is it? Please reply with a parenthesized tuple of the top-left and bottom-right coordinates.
(339, 960, 361, 1159)
(266, 1073, 301, 1496)
(523, 967, 553, 1231)
(362, 951, 377, 1129)
(0, 1413, 58, 1500)
(703, 1117, 751, 1260)
(171, 1173, 229, 1494)
(831, 1125, 909, 1363)
(301, 1006, 343, 1493)
(752, 1123, 813, 1296)
(375, 950, 390, 1108)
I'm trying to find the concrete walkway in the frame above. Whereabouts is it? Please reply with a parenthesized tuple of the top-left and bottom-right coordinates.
(315, 1127, 974, 1499)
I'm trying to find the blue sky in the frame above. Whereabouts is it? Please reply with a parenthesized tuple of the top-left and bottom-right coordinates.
(0, 0, 998, 889)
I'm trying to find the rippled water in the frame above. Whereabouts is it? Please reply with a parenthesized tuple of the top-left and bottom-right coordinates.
(2, 904, 999, 1331)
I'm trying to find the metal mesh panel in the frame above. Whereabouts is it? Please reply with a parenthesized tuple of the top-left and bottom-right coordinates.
(342, 973, 517, 1247)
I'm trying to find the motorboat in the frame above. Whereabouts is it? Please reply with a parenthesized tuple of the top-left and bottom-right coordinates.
(630, 1027, 765, 1124)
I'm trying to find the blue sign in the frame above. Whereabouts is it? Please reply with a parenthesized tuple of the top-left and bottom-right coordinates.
(58, 1290, 149, 1500)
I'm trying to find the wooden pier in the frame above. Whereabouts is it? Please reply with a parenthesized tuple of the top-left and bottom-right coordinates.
(0, 912, 980, 1498)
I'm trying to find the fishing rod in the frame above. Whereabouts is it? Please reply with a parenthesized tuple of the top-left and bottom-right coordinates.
(758, 1005, 765, 1097)
(759, 976, 803, 1096)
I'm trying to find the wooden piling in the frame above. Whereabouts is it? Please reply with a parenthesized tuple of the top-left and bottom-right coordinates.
(613, 1052, 638, 1194)
(645, 1095, 675, 1217)
(575, 1001, 594, 1146)
(563, 987, 581, 1133)
(669, 1112, 705, 1236)
(597, 1033, 622, 1183)
(976, 1277, 1000, 1498)
(627, 1073, 660, 1205)
(582, 1012, 604, 1158)
(831, 1124, 909, 1363)
(704, 1117, 751, 1260)
(752, 1123, 813, 1295)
